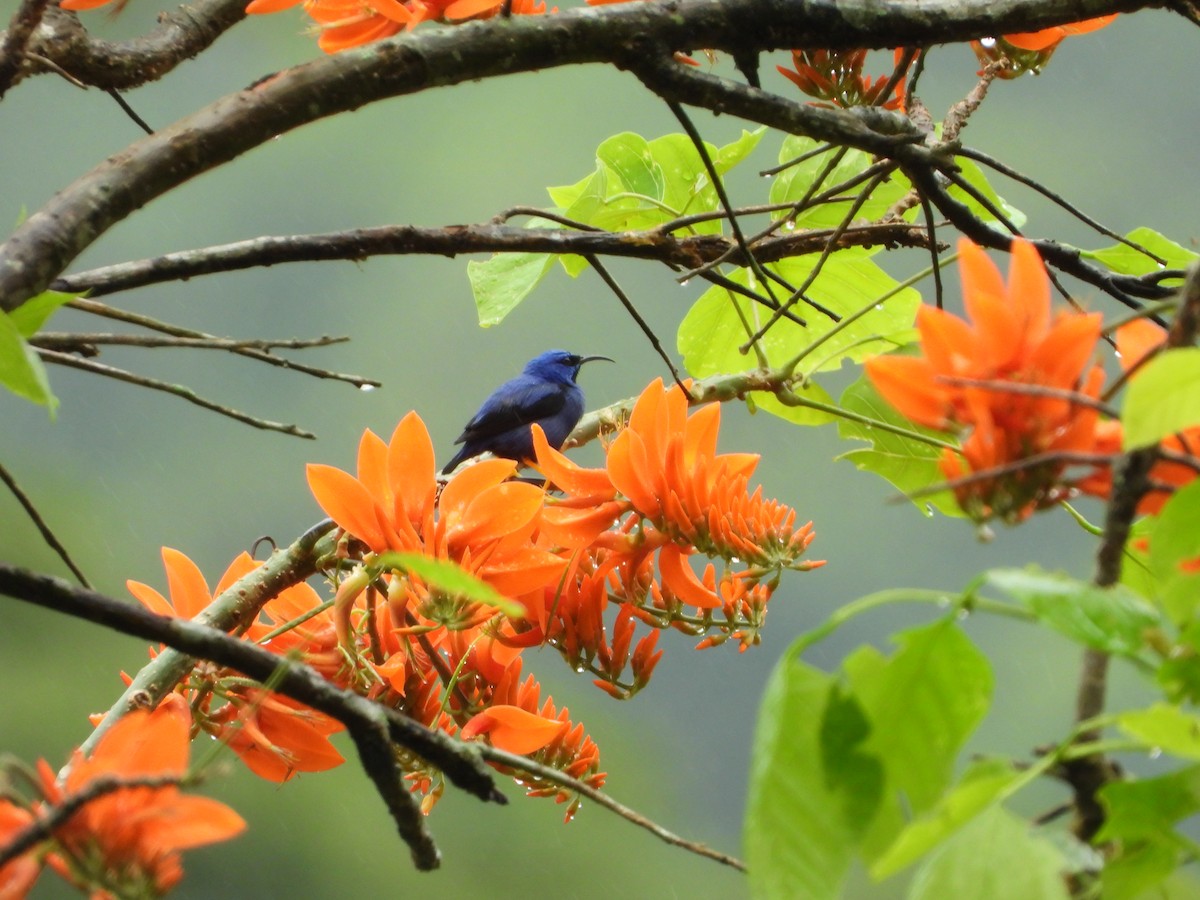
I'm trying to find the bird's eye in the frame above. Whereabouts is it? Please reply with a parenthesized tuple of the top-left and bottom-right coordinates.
(565, 355, 581, 366)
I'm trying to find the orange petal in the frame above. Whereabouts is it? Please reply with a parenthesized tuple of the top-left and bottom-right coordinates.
(140, 795, 247, 849)
(367, 0, 415, 23)
(214, 552, 259, 596)
(1006, 238, 1051, 347)
(306, 463, 388, 550)
(461, 705, 568, 755)
(387, 412, 436, 528)
(658, 544, 721, 609)
(59, 0, 117, 9)
(452, 481, 544, 548)
(532, 424, 615, 500)
(356, 429, 390, 507)
(864, 355, 949, 428)
(440, 457, 517, 521)
(161, 547, 214, 620)
(244, 0, 305, 12)
(1116, 318, 1167, 375)
(540, 500, 626, 549)
(126, 580, 174, 618)
(316, 16, 401, 52)
(606, 429, 660, 517)
(917, 305, 980, 376)
(444, 0, 500, 18)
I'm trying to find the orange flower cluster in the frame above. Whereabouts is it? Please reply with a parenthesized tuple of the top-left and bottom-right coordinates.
(866, 238, 1113, 523)
(0, 695, 244, 899)
(127, 548, 348, 784)
(777, 48, 916, 111)
(972, 14, 1117, 78)
(102, 379, 818, 822)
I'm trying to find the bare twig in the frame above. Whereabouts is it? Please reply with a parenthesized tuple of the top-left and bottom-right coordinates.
(37, 348, 317, 438)
(0, 460, 91, 587)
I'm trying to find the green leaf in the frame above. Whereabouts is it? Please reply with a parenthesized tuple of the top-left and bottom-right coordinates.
(1100, 837, 1186, 900)
(467, 252, 554, 327)
(1083, 227, 1198, 279)
(984, 566, 1161, 658)
(0, 311, 57, 413)
(597, 132, 665, 202)
(769, 136, 912, 229)
(871, 758, 1025, 878)
(1117, 703, 1200, 760)
(1098, 765, 1200, 843)
(1122, 348, 1200, 450)
(837, 376, 960, 516)
(906, 806, 1068, 900)
(745, 656, 859, 900)
(373, 552, 525, 618)
(9, 289, 75, 338)
(846, 618, 993, 826)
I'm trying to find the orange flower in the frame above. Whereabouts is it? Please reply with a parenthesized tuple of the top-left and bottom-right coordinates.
(866, 238, 1110, 522)
(127, 548, 347, 782)
(37, 695, 244, 896)
(778, 48, 915, 111)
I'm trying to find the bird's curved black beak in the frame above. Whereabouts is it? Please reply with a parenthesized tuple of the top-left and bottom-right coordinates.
(578, 355, 614, 366)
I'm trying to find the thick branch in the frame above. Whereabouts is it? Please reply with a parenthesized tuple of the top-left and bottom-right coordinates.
(52, 221, 932, 297)
(11, 0, 247, 90)
(0, 0, 1150, 312)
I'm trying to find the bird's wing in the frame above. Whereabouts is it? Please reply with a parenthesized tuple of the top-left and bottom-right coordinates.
(453, 378, 568, 444)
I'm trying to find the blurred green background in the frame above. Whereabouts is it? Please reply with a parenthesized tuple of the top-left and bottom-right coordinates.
(1, 6, 1195, 897)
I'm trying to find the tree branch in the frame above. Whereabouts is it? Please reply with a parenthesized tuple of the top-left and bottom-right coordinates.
(0, 0, 1152, 313)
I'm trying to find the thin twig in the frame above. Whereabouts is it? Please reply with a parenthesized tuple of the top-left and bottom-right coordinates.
(66, 298, 378, 387)
(585, 254, 687, 389)
(105, 87, 153, 135)
(38, 349, 317, 438)
(30, 332, 351, 352)
(0, 460, 91, 587)
(956, 146, 1167, 266)
(480, 744, 746, 871)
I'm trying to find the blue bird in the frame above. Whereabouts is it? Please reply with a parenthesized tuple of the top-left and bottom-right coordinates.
(442, 350, 612, 475)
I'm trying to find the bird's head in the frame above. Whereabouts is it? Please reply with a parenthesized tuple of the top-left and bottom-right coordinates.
(524, 349, 614, 384)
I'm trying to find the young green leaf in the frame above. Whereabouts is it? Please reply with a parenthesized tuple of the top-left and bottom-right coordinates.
(984, 566, 1162, 658)
(468, 252, 554, 327)
(373, 552, 525, 617)
(906, 806, 1067, 900)
(745, 656, 861, 900)
(0, 311, 57, 413)
(1122, 348, 1200, 450)
(1083, 227, 1198, 279)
